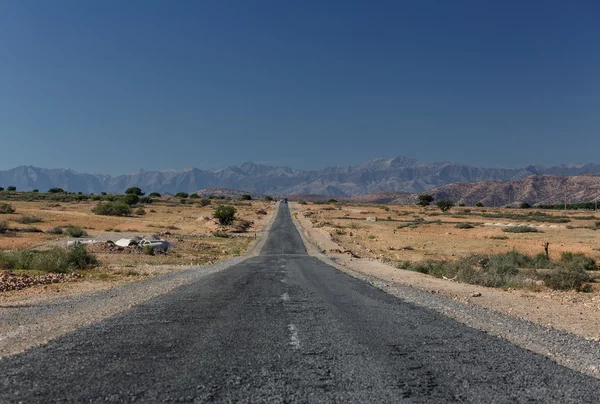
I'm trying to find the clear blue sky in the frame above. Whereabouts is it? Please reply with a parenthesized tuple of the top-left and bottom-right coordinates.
(1, 0, 598, 174)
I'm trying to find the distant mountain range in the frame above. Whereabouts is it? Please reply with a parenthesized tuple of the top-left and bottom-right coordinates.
(2, 157, 600, 197)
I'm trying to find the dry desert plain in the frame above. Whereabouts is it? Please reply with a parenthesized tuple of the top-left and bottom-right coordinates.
(0, 197, 274, 294)
(292, 202, 600, 340)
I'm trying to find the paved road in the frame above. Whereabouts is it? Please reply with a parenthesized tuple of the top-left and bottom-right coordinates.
(1, 205, 599, 403)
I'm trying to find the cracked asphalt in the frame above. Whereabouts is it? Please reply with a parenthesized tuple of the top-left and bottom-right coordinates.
(1, 204, 599, 403)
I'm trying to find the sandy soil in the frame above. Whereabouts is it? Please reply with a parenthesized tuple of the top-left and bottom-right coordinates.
(292, 203, 600, 341)
(0, 198, 276, 296)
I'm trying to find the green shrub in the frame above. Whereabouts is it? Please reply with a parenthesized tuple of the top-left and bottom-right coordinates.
(436, 200, 454, 212)
(328, 199, 338, 204)
(502, 226, 539, 233)
(213, 231, 230, 238)
(539, 267, 590, 291)
(241, 194, 252, 200)
(122, 194, 140, 206)
(0, 245, 98, 273)
(0, 221, 7, 234)
(46, 226, 64, 235)
(138, 196, 153, 204)
(175, 192, 189, 198)
(92, 202, 132, 216)
(135, 207, 146, 216)
(0, 187, 4, 191)
(418, 195, 434, 206)
(455, 223, 474, 229)
(125, 187, 144, 196)
(7, 186, 16, 191)
(199, 198, 211, 206)
(0, 203, 15, 214)
(560, 252, 597, 271)
(48, 188, 65, 193)
(297, 200, 308, 205)
(64, 226, 87, 238)
(214, 205, 236, 225)
(17, 215, 42, 224)
(475, 202, 484, 207)
(143, 245, 155, 255)
(148, 192, 161, 197)
(189, 194, 200, 199)
(520, 202, 531, 209)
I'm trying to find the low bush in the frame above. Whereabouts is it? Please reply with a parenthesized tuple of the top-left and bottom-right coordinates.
(92, 202, 132, 216)
(399, 250, 593, 291)
(143, 245, 155, 255)
(135, 207, 146, 216)
(46, 226, 64, 235)
(539, 267, 590, 291)
(64, 225, 87, 238)
(502, 226, 539, 233)
(213, 231, 230, 238)
(455, 223, 474, 229)
(17, 215, 42, 224)
(0, 203, 15, 214)
(0, 245, 98, 273)
(0, 221, 7, 234)
(214, 205, 236, 225)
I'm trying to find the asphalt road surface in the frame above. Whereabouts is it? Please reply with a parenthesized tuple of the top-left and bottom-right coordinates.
(1, 205, 599, 403)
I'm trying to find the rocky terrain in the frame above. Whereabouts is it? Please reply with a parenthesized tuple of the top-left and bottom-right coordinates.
(4, 157, 600, 196)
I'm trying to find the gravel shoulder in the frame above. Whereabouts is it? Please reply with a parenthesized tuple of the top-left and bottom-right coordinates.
(290, 203, 600, 378)
(0, 204, 279, 359)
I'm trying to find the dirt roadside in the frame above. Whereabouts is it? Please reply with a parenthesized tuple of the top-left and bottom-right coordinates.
(0, 204, 279, 359)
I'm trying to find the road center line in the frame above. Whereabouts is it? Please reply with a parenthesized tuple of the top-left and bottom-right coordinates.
(288, 324, 300, 350)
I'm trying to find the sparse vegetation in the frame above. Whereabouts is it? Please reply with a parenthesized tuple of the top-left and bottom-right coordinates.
(125, 187, 144, 196)
(135, 207, 146, 216)
(7, 186, 16, 192)
(48, 188, 65, 193)
(0, 245, 98, 273)
(0, 203, 15, 214)
(64, 225, 87, 238)
(455, 222, 474, 229)
(418, 194, 434, 206)
(475, 202, 484, 207)
(213, 230, 230, 238)
(214, 205, 236, 225)
(436, 200, 454, 212)
(398, 250, 592, 291)
(241, 194, 252, 201)
(520, 202, 531, 209)
(502, 226, 540, 233)
(122, 194, 140, 206)
(175, 192, 189, 198)
(16, 215, 42, 224)
(92, 202, 132, 216)
(46, 226, 64, 235)
(148, 192, 161, 197)
(143, 245, 155, 255)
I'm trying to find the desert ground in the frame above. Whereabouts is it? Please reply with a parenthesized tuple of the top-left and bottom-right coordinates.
(0, 196, 274, 295)
(292, 202, 600, 340)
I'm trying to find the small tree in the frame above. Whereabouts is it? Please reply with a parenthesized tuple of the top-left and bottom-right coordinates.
(214, 205, 236, 225)
(475, 202, 484, 207)
(7, 186, 16, 191)
(199, 198, 211, 206)
(264, 196, 274, 201)
(189, 194, 200, 199)
(520, 202, 531, 209)
(32, 189, 39, 193)
(328, 199, 338, 204)
(148, 192, 161, 197)
(436, 200, 454, 212)
(175, 192, 189, 198)
(125, 187, 144, 196)
(418, 194, 434, 206)
(48, 188, 65, 193)
(123, 194, 140, 206)
(241, 194, 252, 201)
(0, 187, 4, 191)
